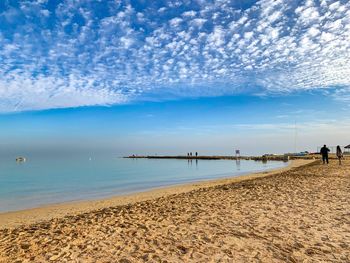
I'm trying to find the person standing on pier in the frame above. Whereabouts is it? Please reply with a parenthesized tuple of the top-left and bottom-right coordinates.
(320, 145, 330, 164)
(195, 152, 198, 158)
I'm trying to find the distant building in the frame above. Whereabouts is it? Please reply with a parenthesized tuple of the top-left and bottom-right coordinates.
(293, 151, 309, 156)
(345, 145, 350, 154)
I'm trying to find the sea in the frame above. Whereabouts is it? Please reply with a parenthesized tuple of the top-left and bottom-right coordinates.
(0, 156, 289, 212)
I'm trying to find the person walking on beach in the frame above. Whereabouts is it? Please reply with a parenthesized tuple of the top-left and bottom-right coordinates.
(336, 145, 343, 165)
(320, 145, 330, 164)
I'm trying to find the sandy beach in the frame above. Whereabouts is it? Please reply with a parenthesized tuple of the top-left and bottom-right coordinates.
(1, 159, 349, 262)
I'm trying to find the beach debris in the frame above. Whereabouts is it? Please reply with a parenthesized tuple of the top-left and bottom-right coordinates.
(20, 242, 30, 250)
(49, 254, 61, 261)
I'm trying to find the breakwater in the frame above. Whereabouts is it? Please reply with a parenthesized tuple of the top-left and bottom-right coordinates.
(124, 155, 294, 161)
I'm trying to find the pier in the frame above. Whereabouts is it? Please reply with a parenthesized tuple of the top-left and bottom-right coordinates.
(123, 155, 301, 161)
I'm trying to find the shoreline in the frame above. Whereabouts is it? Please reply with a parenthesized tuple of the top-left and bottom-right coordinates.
(2, 158, 348, 262)
(0, 159, 312, 229)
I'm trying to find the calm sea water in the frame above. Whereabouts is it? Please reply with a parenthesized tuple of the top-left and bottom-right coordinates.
(0, 156, 288, 212)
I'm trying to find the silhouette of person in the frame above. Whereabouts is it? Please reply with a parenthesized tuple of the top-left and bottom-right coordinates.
(195, 152, 198, 157)
(336, 145, 343, 165)
(190, 152, 192, 157)
(320, 144, 330, 164)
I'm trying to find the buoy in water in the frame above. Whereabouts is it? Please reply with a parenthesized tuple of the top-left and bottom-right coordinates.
(16, 157, 26, 162)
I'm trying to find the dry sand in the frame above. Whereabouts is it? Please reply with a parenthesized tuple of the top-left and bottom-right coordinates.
(0, 159, 349, 262)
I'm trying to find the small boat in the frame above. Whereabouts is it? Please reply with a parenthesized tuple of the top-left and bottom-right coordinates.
(16, 157, 26, 162)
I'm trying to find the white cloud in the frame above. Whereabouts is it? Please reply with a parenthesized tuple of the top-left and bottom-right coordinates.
(40, 9, 50, 17)
(182, 10, 196, 18)
(190, 18, 206, 28)
(0, 0, 350, 112)
(169, 17, 183, 27)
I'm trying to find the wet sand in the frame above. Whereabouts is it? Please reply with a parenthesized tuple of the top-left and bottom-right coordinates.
(1, 159, 349, 262)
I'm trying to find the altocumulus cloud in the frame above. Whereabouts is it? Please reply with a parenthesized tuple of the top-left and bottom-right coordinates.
(0, 0, 350, 112)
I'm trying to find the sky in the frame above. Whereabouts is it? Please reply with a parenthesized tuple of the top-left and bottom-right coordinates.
(0, 0, 350, 156)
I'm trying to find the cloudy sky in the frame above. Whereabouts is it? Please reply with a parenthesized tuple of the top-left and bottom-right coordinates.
(0, 0, 349, 156)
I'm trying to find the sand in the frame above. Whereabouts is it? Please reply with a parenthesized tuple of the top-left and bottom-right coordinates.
(0, 159, 349, 262)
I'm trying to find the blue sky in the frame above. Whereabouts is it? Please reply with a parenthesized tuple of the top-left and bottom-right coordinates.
(0, 0, 350, 156)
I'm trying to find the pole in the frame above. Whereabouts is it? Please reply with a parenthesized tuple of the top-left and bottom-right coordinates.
(294, 120, 297, 153)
